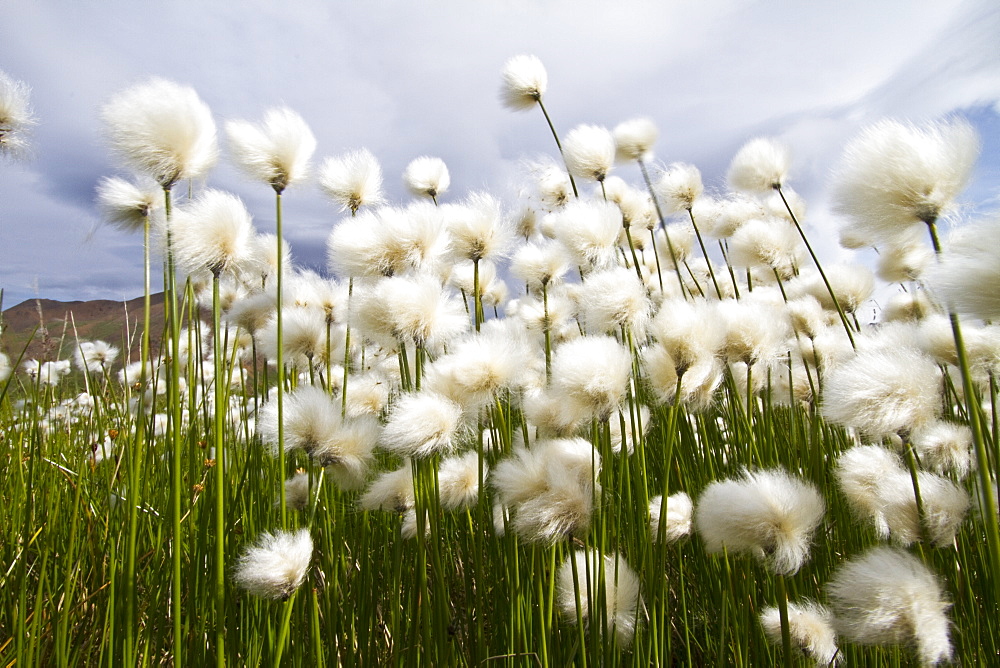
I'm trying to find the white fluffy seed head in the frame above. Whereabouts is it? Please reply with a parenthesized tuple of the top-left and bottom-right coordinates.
(171, 189, 257, 277)
(551, 336, 632, 422)
(510, 240, 570, 292)
(576, 266, 651, 337)
(500, 54, 548, 110)
(444, 192, 514, 262)
(438, 450, 484, 510)
(404, 156, 450, 200)
(226, 107, 316, 193)
(96, 175, 165, 232)
(563, 124, 615, 182)
(827, 546, 952, 666)
(360, 464, 415, 513)
(832, 118, 979, 245)
(926, 212, 1000, 321)
(695, 468, 825, 575)
(0, 69, 36, 160)
(233, 529, 312, 600)
(876, 239, 934, 284)
(787, 265, 874, 315)
(74, 340, 120, 374)
(551, 199, 623, 270)
(648, 492, 693, 543)
(760, 601, 840, 666)
(381, 391, 464, 458)
(257, 385, 340, 458)
(655, 163, 704, 214)
(911, 420, 974, 479)
(613, 117, 658, 163)
(822, 347, 941, 439)
(727, 137, 791, 192)
(320, 148, 385, 214)
(556, 550, 642, 647)
(102, 78, 218, 187)
(727, 217, 803, 279)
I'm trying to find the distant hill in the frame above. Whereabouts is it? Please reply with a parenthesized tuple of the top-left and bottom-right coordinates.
(1, 293, 167, 366)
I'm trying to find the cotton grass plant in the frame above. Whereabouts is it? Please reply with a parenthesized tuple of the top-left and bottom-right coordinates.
(4, 55, 1000, 668)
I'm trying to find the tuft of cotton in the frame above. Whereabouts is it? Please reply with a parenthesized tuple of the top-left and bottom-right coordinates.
(925, 212, 1000, 321)
(876, 239, 934, 284)
(96, 175, 164, 232)
(319, 148, 385, 214)
(74, 340, 120, 374)
(822, 347, 941, 439)
(563, 124, 615, 183)
(170, 189, 257, 277)
(760, 600, 839, 666)
(728, 217, 803, 280)
(381, 391, 465, 458)
(101, 78, 217, 188)
(510, 240, 570, 292)
(500, 54, 548, 111)
(613, 117, 658, 163)
(314, 416, 380, 491)
(911, 420, 974, 479)
(404, 156, 450, 201)
(493, 437, 601, 543)
(422, 321, 533, 409)
(832, 118, 979, 245)
(576, 266, 651, 337)
(556, 549, 642, 647)
(443, 192, 515, 263)
(551, 199, 623, 270)
(648, 492, 693, 543)
(359, 464, 415, 513)
(551, 336, 632, 422)
(655, 163, 704, 214)
(226, 107, 316, 193)
(438, 449, 484, 510)
(233, 528, 312, 600)
(0, 69, 36, 159)
(727, 137, 791, 192)
(695, 468, 825, 575)
(883, 290, 937, 323)
(257, 384, 340, 458)
(716, 298, 792, 367)
(827, 546, 952, 666)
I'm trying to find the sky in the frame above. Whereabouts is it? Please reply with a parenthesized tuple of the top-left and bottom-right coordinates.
(1, 0, 998, 309)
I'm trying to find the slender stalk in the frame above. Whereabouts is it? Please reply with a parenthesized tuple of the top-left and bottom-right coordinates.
(212, 269, 227, 667)
(536, 98, 578, 198)
(775, 185, 856, 349)
(275, 190, 287, 529)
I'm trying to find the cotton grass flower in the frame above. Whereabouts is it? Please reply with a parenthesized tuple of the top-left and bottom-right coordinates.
(613, 117, 658, 163)
(96, 176, 164, 232)
(563, 124, 615, 183)
(226, 107, 316, 193)
(0, 69, 36, 160)
(551, 199, 622, 270)
(438, 450, 484, 510)
(760, 600, 839, 666)
(827, 546, 952, 666)
(499, 54, 548, 111)
(319, 148, 385, 214)
(655, 163, 704, 214)
(102, 78, 217, 188)
(257, 385, 340, 458)
(510, 240, 569, 292)
(233, 528, 313, 600)
(444, 192, 514, 263)
(821, 346, 941, 439)
(380, 391, 464, 458)
(170, 189, 257, 277)
(695, 468, 825, 575)
(925, 212, 1000, 321)
(404, 156, 450, 202)
(832, 118, 979, 244)
(911, 420, 974, 479)
(727, 137, 791, 192)
(492, 437, 600, 543)
(649, 492, 693, 543)
(551, 336, 632, 422)
(74, 340, 120, 374)
(556, 549, 642, 647)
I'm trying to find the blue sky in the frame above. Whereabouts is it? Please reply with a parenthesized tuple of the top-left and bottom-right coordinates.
(1, 0, 998, 307)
